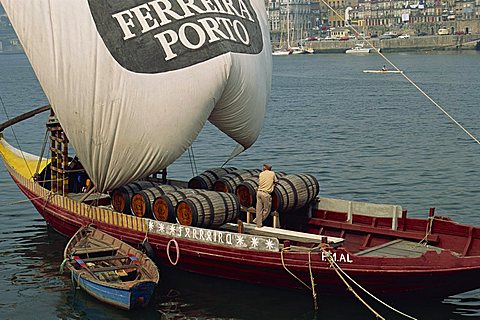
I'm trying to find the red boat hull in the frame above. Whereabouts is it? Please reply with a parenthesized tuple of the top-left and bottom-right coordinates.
(11, 171, 480, 298)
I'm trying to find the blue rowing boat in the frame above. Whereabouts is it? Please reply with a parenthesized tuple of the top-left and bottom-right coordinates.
(64, 226, 160, 310)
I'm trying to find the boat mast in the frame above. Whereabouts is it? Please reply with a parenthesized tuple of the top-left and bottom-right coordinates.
(286, 0, 291, 48)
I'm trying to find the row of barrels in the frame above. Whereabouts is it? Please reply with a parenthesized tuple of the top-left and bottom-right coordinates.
(111, 182, 239, 228)
(110, 168, 320, 227)
(188, 168, 320, 213)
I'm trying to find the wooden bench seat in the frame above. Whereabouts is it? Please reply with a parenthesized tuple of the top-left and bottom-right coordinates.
(80, 255, 130, 263)
(90, 264, 139, 273)
(72, 246, 119, 255)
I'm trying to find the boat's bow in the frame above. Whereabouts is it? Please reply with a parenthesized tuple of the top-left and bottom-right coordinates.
(0, 133, 49, 181)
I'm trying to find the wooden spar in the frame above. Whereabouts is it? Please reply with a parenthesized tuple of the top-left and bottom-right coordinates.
(0, 105, 51, 132)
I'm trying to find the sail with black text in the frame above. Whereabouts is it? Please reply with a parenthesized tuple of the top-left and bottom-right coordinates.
(0, 0, 272, 192)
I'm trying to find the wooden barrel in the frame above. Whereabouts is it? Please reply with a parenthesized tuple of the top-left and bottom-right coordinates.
(235, 172, 286, 208)
(152, 189, 199, 222)
(187, 167, 237, 190)
(176, 191, 240, 227)
(271, 174, 319, 213)
(111, 181, 157, 214)
(130, 185, 179, 218)
(213, 169, 261, 193)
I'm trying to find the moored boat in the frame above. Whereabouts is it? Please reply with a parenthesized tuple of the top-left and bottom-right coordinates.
(63, 226, 160, 310)
(1, 132, 480, 299)
(1, 0, 480, 308)
(345, 43, 375, 54)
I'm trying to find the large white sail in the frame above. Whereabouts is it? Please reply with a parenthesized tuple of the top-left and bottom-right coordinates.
(1, 0, 272, 192)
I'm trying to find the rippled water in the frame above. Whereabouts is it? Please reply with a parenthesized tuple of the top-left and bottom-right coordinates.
(1, 51, 480, 319)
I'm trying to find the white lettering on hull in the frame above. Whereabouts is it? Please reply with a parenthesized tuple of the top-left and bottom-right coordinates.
(148, 220, 279, 251)
(321, 252, 354, 264)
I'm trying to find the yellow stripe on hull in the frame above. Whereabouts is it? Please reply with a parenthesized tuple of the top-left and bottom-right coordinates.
(0, 134, 49, 181)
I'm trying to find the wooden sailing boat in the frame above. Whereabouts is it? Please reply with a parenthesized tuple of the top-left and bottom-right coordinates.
(1, 0, 480, 306)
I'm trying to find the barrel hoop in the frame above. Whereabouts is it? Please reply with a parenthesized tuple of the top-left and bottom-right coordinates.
(204, 169, 224, 188)
(205, 169, 221, 181)
(282, 177, 298, 210)
(227, 194, 240, 223)
(218, 193, 230, 225)
(168, 190, 189, 219)
(173, 190, 188, 201)
(126, 182, 142, 194)
(295, 174, 312, 206)
(196, 192, 215, 227)
(272, 181, 284, 211)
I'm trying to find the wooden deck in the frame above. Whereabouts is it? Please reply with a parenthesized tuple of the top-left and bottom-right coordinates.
(356, 239, 444, 258)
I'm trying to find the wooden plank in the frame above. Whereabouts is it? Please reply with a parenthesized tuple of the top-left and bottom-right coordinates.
(356, 239, 443, 258)
(223, 223, 344, 245)
(308, 218, 440, 243)
(355, 239, 403, 256)
(90, 264, 139, 273)
(73, 246, 119, 255)
(80, 255, 130, 263)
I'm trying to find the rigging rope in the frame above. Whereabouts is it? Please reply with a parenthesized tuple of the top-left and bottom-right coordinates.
(187, 147, 197, 177)
(317, 0, 480, 146)
(190, 145, 198, 176)
(0, 95, 35, 179)
(35, 128, 49, 176)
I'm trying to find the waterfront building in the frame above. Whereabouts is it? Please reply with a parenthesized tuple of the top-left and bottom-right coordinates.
(269, 0, 312, 45)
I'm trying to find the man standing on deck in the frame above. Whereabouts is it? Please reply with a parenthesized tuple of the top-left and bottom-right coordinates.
(254, 163, 278, 228)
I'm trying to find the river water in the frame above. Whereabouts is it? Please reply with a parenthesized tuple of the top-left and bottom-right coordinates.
(1, 51, 480, 319)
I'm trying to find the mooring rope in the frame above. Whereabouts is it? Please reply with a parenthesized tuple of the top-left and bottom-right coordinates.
(317, 0, 480, 146)
(280, 247, 312, 290)
(321, 249, 418, 320)
(59, 257, 68, 273)
(281, 245, 417, 319)
(323, 251, 385, 320)
(307, 251, 318, 311)
(418, 216, 435, 246)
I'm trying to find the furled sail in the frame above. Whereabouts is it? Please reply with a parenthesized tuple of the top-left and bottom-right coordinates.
(1, 0, 272, 192)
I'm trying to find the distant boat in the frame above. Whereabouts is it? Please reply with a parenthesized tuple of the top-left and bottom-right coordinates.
(272, 48, 293, 56)
(63, 226, 160, 310)
(363, 69, 404, 73)
(346, 43, 375, 54)
(291, 46, 314, 54)
(272, 46, 313, 56)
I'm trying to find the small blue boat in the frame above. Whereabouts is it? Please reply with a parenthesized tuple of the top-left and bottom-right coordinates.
(64, 226, 160, 310)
